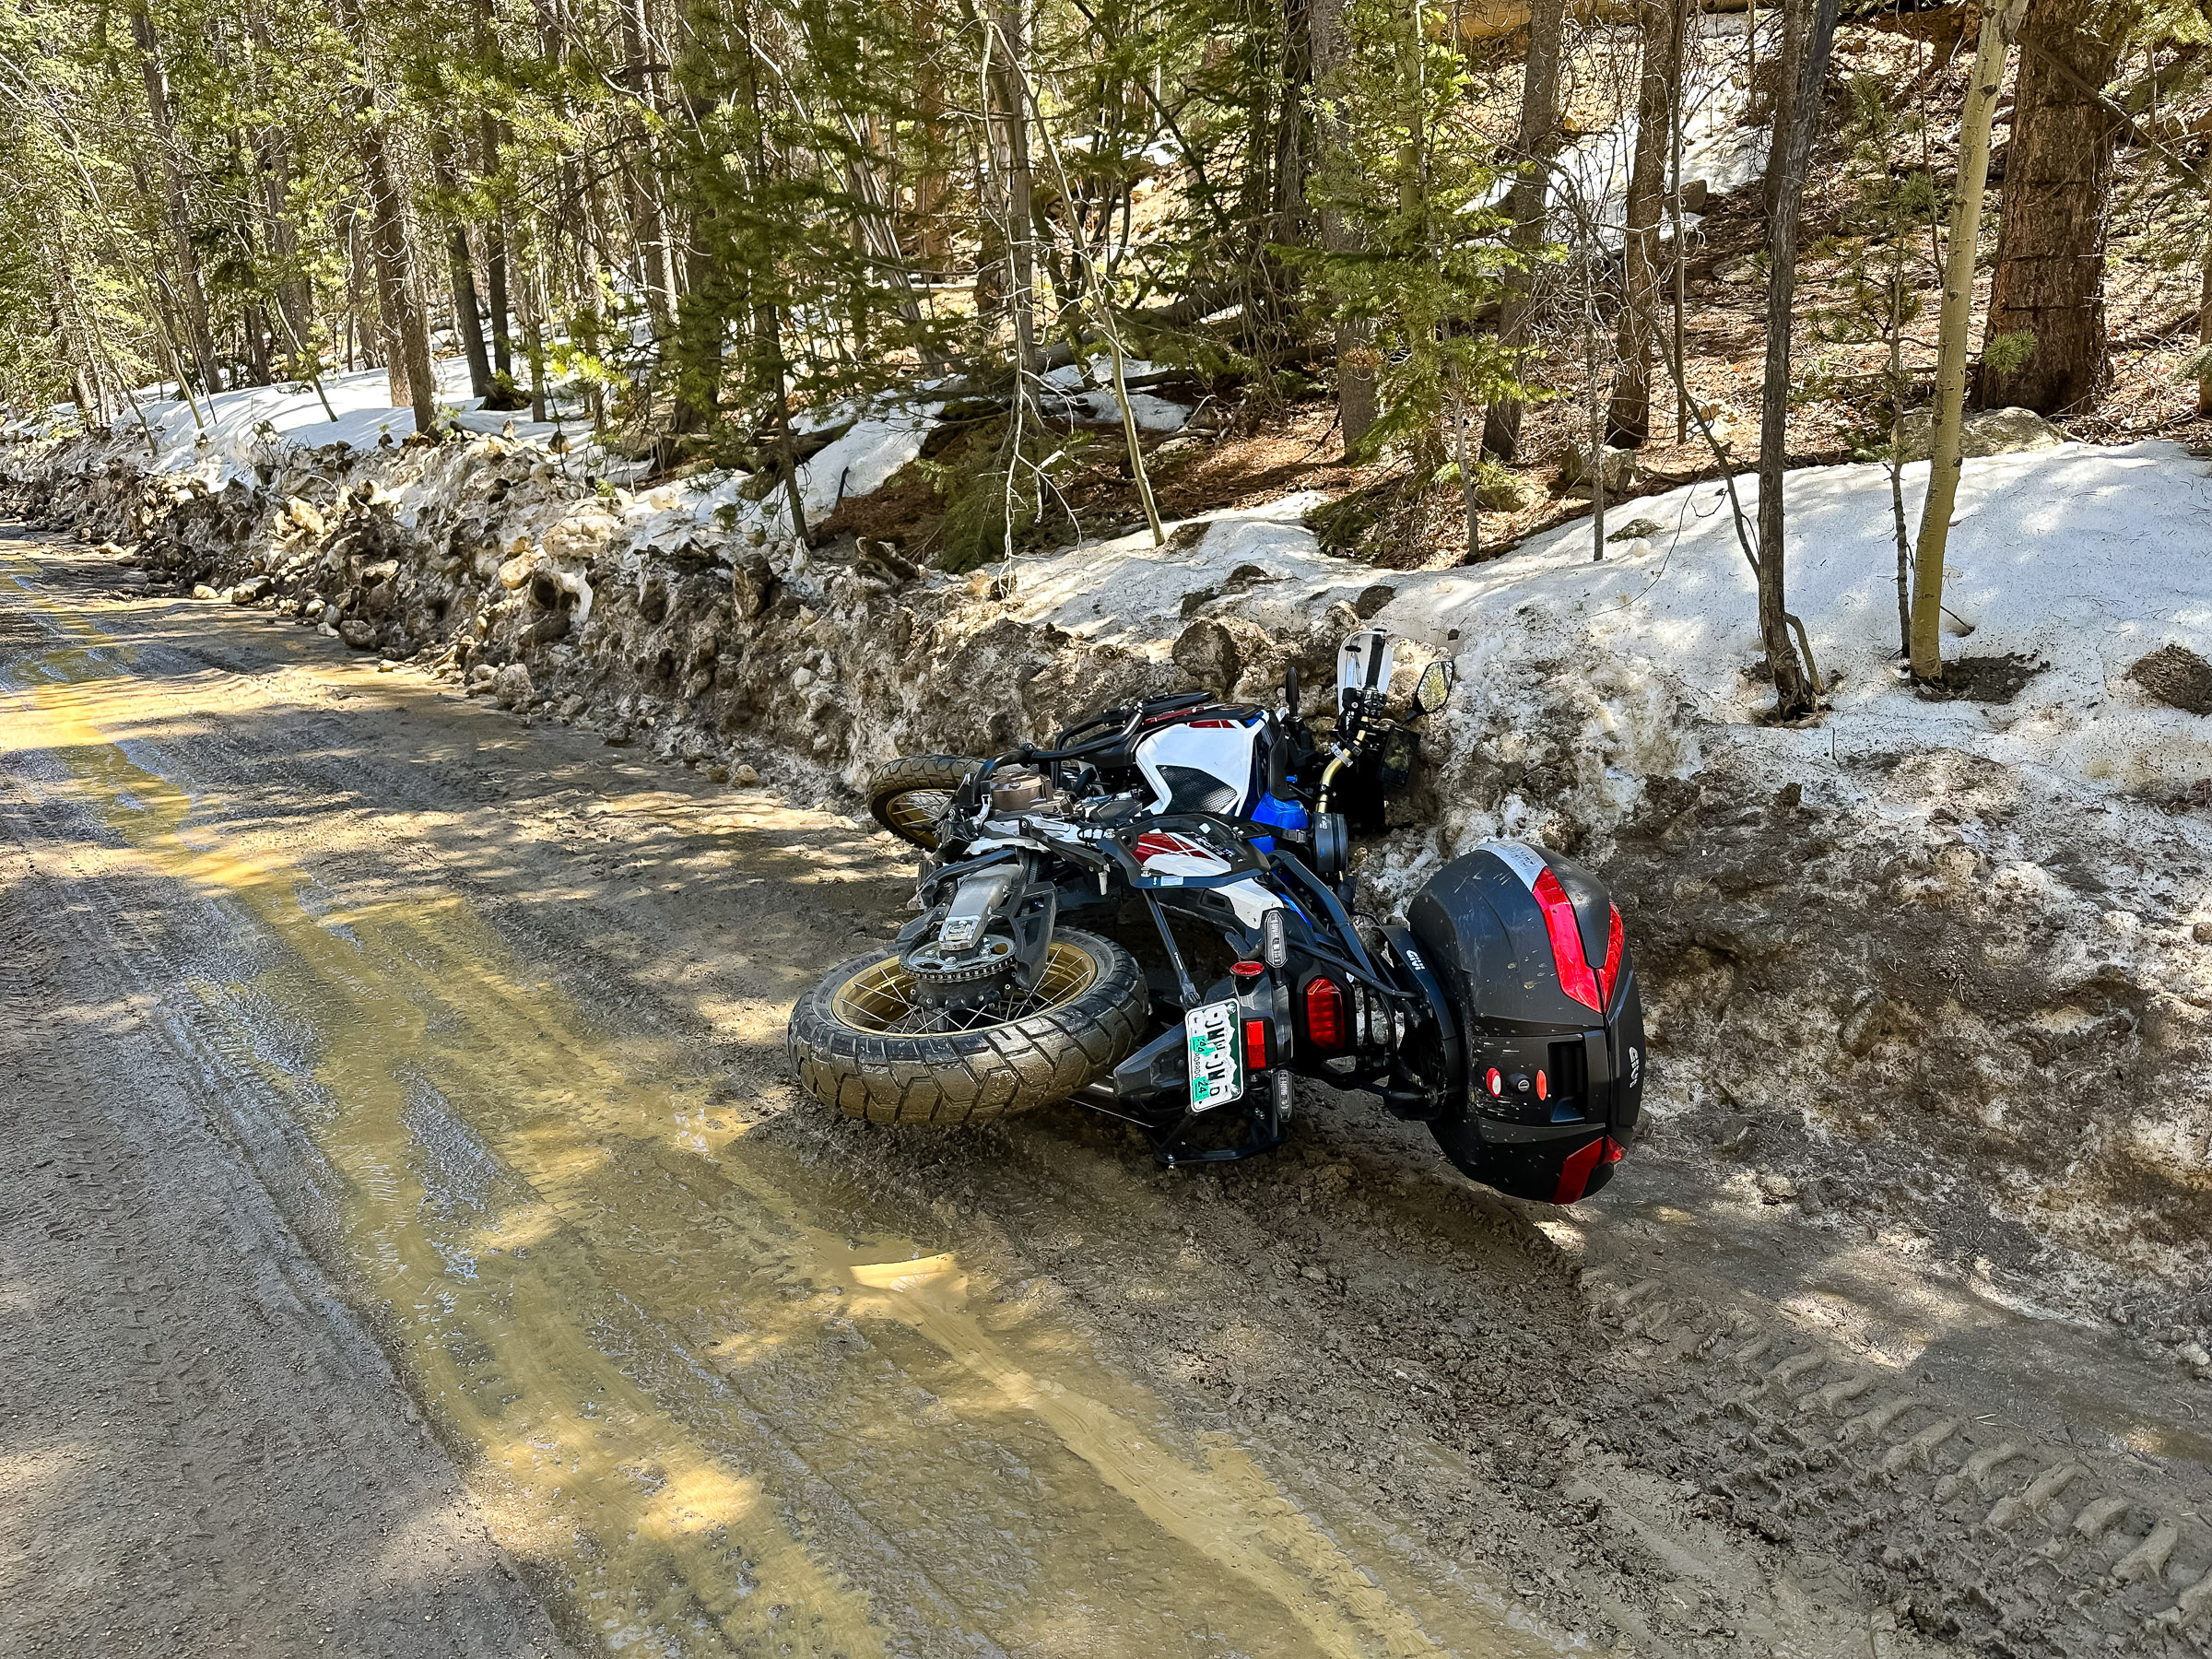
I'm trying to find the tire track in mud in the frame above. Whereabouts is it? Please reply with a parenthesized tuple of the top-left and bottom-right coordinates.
(1584, 1268, 2212, 1659)
(0, 809, 568, 1656)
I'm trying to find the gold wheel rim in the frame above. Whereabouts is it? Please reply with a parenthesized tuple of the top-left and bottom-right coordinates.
(883, 788, 952, 842)
(830, 939, 1100, 1035)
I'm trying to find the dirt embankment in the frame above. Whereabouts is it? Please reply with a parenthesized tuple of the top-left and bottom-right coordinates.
(6, 427, 2212, 1361)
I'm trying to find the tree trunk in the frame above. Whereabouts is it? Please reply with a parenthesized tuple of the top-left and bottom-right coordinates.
(470, 0, 514, 380)
(430, 130, 495, 401)
(245, 8, 312, 370)
(481, 132, 515, 382)
(616, 0, 676, 330)
(987, 0, 1040, 379)
(1754, 0, 1839, 717)
(128, 1, 222, 391)
(1311, 0, 1376, 455)
(1759, 0, 1806, 224)
(1979, 0, 2123, 414)
(1270, 0, 1314, 253)
(334, 0, 436, 430)
(1482, 0, 1566, 460)
(1911, 0, 2028, 680)
(2199, 223, 2212, 417)
(1608, 0, 1686, 445)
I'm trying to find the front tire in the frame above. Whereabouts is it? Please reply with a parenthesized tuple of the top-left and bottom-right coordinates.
(865, 754, 982, 851)
(787, 929, 1148, 1124)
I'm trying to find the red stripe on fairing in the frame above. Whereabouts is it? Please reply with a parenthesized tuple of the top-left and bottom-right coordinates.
(1553, 1135, 1608, 1205)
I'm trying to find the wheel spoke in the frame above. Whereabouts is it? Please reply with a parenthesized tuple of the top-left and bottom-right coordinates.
(831, 941, 1098, 1035)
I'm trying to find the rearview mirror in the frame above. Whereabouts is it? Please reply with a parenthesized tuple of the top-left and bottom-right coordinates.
(1413, 658, 1456, 717)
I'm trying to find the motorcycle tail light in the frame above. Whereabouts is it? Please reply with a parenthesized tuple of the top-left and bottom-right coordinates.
(1599, 903, 1624, 1008)
(1534, 866, 1603, 1012)
(1244, 1018, 1268, 1068)
(1304, 977, 1347, 1052)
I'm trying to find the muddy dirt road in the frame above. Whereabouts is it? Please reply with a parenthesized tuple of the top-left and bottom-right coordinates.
(4, 525, 2209, 1659)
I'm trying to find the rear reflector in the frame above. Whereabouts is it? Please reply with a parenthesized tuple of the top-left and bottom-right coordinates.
(1553, 1136, 1607, 1204)
(1244, 1018, 1267, 1069)
(1534, 866, 1603, 1012)
(1553, 1135, 1627, 1204)
(1304, 978, 1347, 1051)
(1485, 1066, 1501, 1098)
(1535, 1070, 1548, 1101)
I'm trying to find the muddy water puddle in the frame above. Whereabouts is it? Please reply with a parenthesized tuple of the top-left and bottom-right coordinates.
(0, 580, 1552, 1659)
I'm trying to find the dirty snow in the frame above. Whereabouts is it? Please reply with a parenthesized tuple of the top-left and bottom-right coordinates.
(1023, 439, 2212, 819)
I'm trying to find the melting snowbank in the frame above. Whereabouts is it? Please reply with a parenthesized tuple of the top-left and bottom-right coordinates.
(1027, 440, 2212, 820)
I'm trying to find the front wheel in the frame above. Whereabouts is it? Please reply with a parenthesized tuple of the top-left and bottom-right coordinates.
(787, 929, 1148, 1124)
(865, 754, 982, 850)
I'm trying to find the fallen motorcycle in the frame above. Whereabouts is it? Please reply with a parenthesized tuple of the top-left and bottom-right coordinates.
(787, 629, 1646, 1203)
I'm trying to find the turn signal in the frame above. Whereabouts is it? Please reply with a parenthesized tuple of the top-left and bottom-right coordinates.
(1304, 977, 1347, 1052)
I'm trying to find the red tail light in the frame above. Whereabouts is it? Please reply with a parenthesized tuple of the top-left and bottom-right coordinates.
(1599, 903, 1624, 1007)
(1533, 866, 1603, 1012)
(1243, 1018, 1268, 1069)
(1304, 977, 1347, 1051)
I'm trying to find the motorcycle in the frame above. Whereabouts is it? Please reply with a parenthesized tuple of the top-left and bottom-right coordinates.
(787, 629, 1646, 1203)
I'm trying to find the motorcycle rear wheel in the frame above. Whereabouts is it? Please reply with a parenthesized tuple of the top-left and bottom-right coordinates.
(865, 754, 982, 851)
(787, 929, 1147, 1124)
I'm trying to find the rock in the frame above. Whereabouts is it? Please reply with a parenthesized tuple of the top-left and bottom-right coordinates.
(1893, 406, 2064, 465)
(465, 663, 499, 691)
(2181, 1341, 2212, 1368)
(375, 660, 400, 674)
(707, 764, 731, 783)
(229, 575, 273, 604)
(1173, 615, 1270, 695)
(2194, 921, 2212, 945)
(522, 610, 571, 648)
(1559, 443, 1638, 494)
(496, 551, 537, 589)
(192, 583, 220, 601)
(732, 764, 760, 785)
(731, 551, 776, 620)
(491, 663, 533, 708)
(284, 497, 325, 538)
(1607, 516, 1665, 543)
(337, 619, 379, 650)
(357, 558, 398, 585)
(2129, 645, 2212, 716)
(1680, 177, 1710, 213)
(1714, 256, 1759, 285)
(1757, 1173, 1799, 1204)
(1353, 583, 1397, 619)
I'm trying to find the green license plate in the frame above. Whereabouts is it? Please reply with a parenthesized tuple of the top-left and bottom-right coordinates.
(1184, 999, 1245, 1112)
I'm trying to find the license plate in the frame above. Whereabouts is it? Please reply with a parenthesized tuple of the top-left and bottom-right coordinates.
(1184, 999, 1245, 1112)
